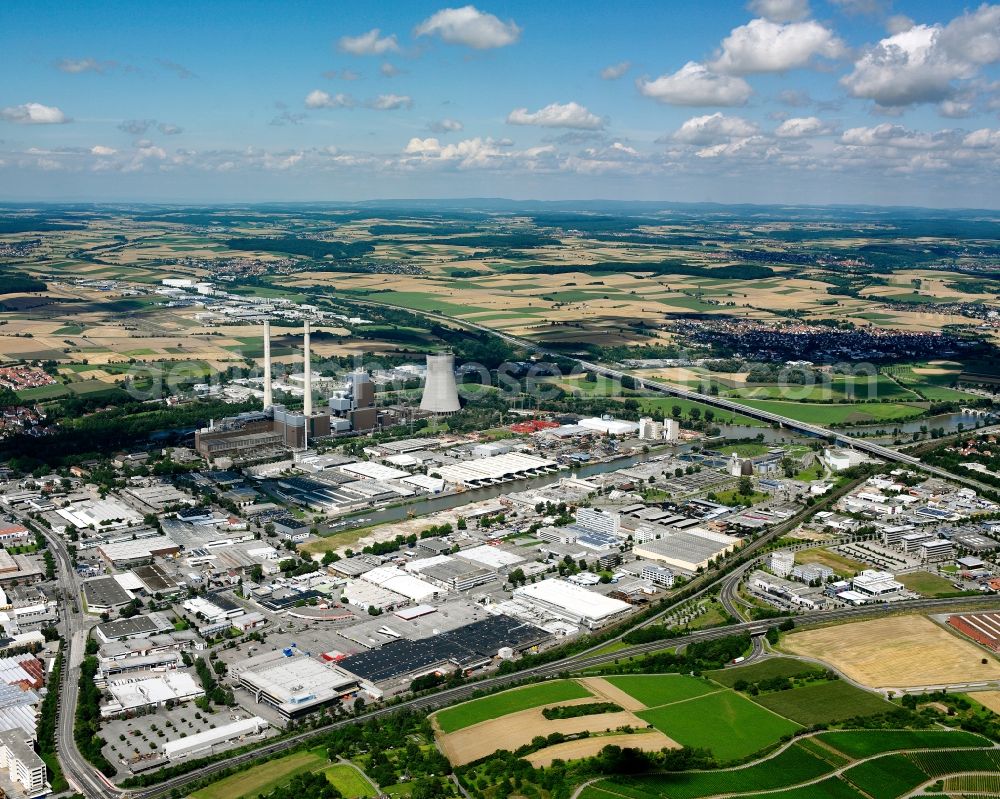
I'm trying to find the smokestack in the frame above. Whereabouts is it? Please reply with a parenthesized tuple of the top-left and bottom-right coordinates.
(262, 321, 273, 409)
(303, 321, 312, 418)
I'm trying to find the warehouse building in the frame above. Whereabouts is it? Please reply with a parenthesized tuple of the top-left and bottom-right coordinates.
(82, 576, 134, 613)
(513, 579, 632, 629)
(947, 611, 1000, 652)
(632, 528, 740, 572)
(162, 716, 269, 761)
(97, 536, 181, 567)
(851, 570, 904, 598)
(435, 453, 559, 487)
(102, 672, 204, 717)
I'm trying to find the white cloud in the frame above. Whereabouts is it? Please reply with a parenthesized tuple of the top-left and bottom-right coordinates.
(637, 62, 752, 106)
(939, 99, 973, 118)
(843, 6, 1000, 108)
(414, 6, 521, 49)
(1, 103, 70, 124)
(90, 145, 117, 156)
(600, 61, 631, 80)
(371, 94, 413, 110)
(337, 29, 399, 56)
(747, 0, 810, 22)
(963, 128, 1000, 148)
(507, 101, 604, 130)
(305, 90, 354, 109)
(429, 118, 464, 133)
(55, 57, 114, 74)
(380, 62, 401, 77)
(673, 113, 758, 144)
(774, 116, 834, 137)
(711, 18, 846, 74)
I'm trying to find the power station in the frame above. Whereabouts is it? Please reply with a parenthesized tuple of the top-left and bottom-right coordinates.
(194, 329, 463, 464)
(419, 351, 461, 415)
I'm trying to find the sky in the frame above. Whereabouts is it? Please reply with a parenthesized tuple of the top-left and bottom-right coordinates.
(1, 0, 999, 207)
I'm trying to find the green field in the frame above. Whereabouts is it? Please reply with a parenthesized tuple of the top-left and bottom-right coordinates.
(896, 571, 959, 597)
(737, 398, 926, 425)
(432, 680, 592, 733)
(734, 776, 867, 799)
(604, 675, 718, 708)
(909, 747, 1000, 776)
(841, 753, 931, 799)
(321, 764, 376, 797)
(750, 681, 895, 726)
(817, 729, 991, 759)
(708, 658, 824, 688)
(637, 689, 800, 762)
(596, 742, 832, 799)
(636, 396, 766, 427)
(192, 749, 328, 799)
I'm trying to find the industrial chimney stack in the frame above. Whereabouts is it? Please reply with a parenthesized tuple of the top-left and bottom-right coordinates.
(419, 351, 461, 414)
(262, 321, 273, 409)
(303, 321, 312, 418)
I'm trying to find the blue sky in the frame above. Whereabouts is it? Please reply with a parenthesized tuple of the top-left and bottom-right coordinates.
(1, 0, 999, 206)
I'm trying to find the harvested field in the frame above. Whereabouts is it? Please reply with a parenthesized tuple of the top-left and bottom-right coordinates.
(436, 700, 650, 766)
(578, 677, 649, 711)
(525, 732, 678, 767)
(782, 615, 1000, 689)
(970, 690, 1000, 714)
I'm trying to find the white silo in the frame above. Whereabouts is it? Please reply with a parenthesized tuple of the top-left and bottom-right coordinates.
(420, 352, 461, 414)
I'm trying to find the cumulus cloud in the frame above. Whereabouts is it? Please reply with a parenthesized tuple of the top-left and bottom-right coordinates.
(747, 0, 810, 22)
(673, 113, 758, 144)
(600, 61, 631, 80)
(429, 118, 464, 133)
(414, 6, 521, 49)
(118, 119, 154, 135)
(774, 116, 835, 137)
(90, 145, 117, 156)
(507, 101, 604, 130)
(337, 29, 400, 56)
(1, 103, 70, 124)
(380, 62, 402, 77)
(637, 62, 752, 106)
(55, 57, 116, 74)
(305, 90, 354, 109)
(710, 18, 846, 74)
(843, 5, 1000, 108)
(370, 94, 413, 110)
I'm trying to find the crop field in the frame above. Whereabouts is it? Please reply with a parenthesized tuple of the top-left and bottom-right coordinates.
(781, 615, 1000, 689)
(191, 748, 329, 799)
(944, 773, 1000, 793)
(637, 689, 801, 762)
(321, 764, 377, 797)
(432, 680, 592, 733)
(602, 675, 718, 708)
(749, 680, 895, 726)
(816, 729, 992, 759)
(841, 753, 931, 799)
(737, 398, 927, 425)
(525, 732, 678, 768)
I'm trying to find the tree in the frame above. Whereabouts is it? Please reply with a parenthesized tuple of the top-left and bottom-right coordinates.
(671, 405, 682, 418)
(738, 476, 754, 496)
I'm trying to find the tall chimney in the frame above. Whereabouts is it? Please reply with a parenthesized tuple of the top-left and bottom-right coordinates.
(262, 321, 273, 409)
(303, 320, 312, 418)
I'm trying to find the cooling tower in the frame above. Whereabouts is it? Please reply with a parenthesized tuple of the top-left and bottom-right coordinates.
(262, 321, 273, 409)
(420, 352, 461, 414)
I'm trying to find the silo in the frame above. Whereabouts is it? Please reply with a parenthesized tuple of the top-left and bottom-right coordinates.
(419, 352, 461, 414)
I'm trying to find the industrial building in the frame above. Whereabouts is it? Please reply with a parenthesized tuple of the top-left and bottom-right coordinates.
(632, 528, 740, 572)
(102, 672, 204, 717)
(97, 536, 181, 567)
(162, 716, 269, 761)
(237, 652, 362, 719)
(851, 570, 904, 598)
(513, 579, 632, 629)
(947, 611, 1000, 652)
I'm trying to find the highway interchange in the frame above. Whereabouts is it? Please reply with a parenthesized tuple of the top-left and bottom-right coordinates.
(30, 303, 1000, 798)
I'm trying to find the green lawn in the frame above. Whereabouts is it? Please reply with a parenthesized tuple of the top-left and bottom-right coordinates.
(603, 675, 718, 708)
(841, 754, 930, 799)
(638, 397, 766, 427)
(708, 658, 824, 688)
(637, 689, 801, 762)
(750, 681, 895, 726)
(896, 571, 959, 597)
(192, 749, 328, 799)
(432, 680, 592, 733)
(321, 764, 376, 797)
(598, 742, 832, 799)
(817, 729, 991, 759)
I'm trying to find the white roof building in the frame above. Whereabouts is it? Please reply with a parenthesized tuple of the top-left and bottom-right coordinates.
(513, 579, 632, 629)
(455, 545, 524, 570)
(162, 716, 269, 760)
(578, 417, 640, 436)
(361, 566, 445, 603)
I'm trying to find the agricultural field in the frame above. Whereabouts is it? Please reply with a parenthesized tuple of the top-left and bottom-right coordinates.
(432, 680, 592, 734)
(191, 748, 330, 799)
(707, 657, 825, 688)
(749, 679, 895, 726)
(601, 675, 718, 708)
(781, 615, 1000, 689)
